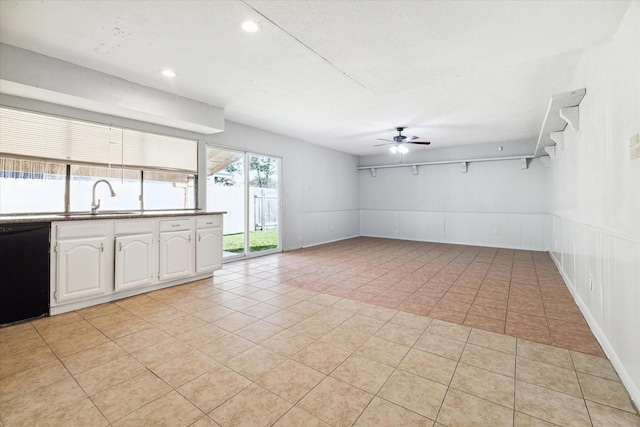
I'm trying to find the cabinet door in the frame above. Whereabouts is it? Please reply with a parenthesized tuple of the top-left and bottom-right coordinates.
(196, 227, 222, 274)
(56, 237, 109, 303)
(115, 234, 154, 292)
(159, 230, 193, 282)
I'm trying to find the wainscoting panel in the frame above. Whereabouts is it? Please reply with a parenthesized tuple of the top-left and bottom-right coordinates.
(550, 215, 640, 408)
(360, 209, 548, 251)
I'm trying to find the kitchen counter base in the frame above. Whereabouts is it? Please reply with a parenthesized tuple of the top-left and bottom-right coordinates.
(49, 272, 214, 316)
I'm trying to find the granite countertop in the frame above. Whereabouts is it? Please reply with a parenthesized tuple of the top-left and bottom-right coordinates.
(0, 210, 226, 224)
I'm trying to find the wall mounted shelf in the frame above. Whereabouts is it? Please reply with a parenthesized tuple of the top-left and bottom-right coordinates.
(360, 88, 585, 175)
(358, 155, 534, 175)
(534, 88, 586, 158)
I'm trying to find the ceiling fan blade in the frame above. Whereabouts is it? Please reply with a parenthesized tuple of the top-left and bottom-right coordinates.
(408, 141, 431, 145)
(409, 135, 420, 141)
(376, 138, 392, 142)
(373, 142, 394, 147)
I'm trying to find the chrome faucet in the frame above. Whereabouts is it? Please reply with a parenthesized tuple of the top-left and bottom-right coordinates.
(91, 179, 116, 214)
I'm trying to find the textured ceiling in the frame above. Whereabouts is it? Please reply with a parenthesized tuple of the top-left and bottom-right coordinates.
(0, 0, 631, 156)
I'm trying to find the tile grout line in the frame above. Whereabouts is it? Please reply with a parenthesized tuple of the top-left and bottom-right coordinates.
(3, 238, 637, 425)
(459, 245, 502, 330)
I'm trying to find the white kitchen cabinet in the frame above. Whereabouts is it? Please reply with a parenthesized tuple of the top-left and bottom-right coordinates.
(50, 214, 223, 315)
(159, 228, 194, 282)
(195, 215, 223, 274)
(115, 233, 154, 292)
(196, 227, 222, 273)
(53, 222, 112, 304)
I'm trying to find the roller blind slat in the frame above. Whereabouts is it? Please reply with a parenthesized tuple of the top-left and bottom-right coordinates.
(122, 129, 197, 171)
(0, 107, 197, 172)
(0, 108, 50, 158)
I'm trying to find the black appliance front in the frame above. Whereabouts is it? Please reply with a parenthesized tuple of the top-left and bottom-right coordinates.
(0, 222, 50, 325)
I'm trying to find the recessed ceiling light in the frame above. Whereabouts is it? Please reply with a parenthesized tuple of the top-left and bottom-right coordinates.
(242, 20, 259, 33)
(161, 69, 176, 78)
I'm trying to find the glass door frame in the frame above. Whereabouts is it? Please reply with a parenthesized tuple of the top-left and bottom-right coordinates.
(246, 152, 282, 258)
(205, 145, 282, 261)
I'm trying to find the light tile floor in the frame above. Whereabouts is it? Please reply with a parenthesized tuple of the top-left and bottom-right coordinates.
(1, 237, 638, 426)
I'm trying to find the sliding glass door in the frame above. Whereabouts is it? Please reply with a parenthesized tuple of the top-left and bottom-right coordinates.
(248, 154, 279, 254)
(206, 147, 280, 259)
(206, 148, 245, 259)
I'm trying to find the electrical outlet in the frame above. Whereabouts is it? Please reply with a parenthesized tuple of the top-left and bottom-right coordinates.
(494, 228, 500, 235)
(394, 222, 399, 229)
(631, 133, 640, 160)
(330, 224, 334, 231)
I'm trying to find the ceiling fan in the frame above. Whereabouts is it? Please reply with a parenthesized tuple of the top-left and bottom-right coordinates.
(374, 127, 431, 153)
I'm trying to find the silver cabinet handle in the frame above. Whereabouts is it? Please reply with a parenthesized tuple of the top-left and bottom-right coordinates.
(100, 242, 104, 252)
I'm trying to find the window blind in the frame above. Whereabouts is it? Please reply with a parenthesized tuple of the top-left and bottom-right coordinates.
(0, 107, 197, 172)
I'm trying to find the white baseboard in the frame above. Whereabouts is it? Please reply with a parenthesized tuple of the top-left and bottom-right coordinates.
(301, 234, 360, 249)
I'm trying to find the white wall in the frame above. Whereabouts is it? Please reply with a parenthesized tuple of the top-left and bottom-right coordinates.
(547, 2, 640, 407)
(359, 153, 549, 250)
(203, 121, 360, 251)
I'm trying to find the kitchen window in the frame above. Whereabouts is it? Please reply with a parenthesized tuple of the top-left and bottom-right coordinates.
(0, 107, 198, 214)
(69, 165, 142, 212)
(0, 157, 66, 214)
(143, 171, 196, 210)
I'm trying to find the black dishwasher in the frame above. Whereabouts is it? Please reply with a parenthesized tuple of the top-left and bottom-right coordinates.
(0, 222, 50, 325)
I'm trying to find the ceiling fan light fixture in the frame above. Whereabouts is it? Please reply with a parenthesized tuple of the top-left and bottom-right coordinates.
(376, 127, 428, 153)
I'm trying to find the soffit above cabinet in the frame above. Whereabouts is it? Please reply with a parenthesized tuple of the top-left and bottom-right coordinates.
(0, 44, 224, 135)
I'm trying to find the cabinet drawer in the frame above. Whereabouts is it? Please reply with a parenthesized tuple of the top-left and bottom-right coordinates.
(55, 221, 111, 239)
(159, 219, 191, 232)
(196, 215, 222, 229)
(114, 220, 154, 236)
